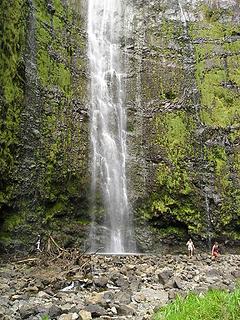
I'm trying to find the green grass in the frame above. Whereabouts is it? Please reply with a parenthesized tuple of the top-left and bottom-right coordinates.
(153, 289, 240, 320)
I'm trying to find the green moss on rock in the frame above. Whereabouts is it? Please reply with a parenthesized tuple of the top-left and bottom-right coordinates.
(0, 0, 89, 250)
(0, 0, 28, 231)
(139, 111, 204, 236)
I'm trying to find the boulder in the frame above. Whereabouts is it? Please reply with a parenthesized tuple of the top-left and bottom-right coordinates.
(85, 304, 107, 317)
(36, 291, 51, 299)
(157, 269, 173, 285)
(139, 288, 169, 306)
(114, 291, 132, 305)
(85, 292, 112, 307)
(60, 303, 76, 312)
(206, 268, 220, 277)
(19, 304, 38, 319)
(79, 310, 92, 320)
(173, 277, 184, 290)
(48, 305, 62, 318)
(58, 313, 79, 320)
(24, 286, 39, 293)
(93, 276, 108, 288)
(110, 306, 117, 315)
(117, 304, 136, 316)
(231, 269, 240, 278)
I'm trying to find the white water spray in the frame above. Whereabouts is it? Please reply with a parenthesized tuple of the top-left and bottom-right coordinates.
(178, 0, 187, 29)
(205, 194, 212, 249)
(88, 0, 136, 253)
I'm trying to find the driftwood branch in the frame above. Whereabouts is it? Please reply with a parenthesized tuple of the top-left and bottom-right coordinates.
(14, 258, 40, 264)
(49, 236, 65, 252)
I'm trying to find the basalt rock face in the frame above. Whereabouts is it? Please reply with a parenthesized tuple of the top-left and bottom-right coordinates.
(0, 0, 240, 251)
(125, 0, 240, 251)
(0, 0, 89, 251)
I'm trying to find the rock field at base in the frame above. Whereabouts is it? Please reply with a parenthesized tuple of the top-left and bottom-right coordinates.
(0, 254, 239, 320)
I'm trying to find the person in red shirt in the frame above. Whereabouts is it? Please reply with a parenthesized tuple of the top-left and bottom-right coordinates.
(211, 242, 220, 259)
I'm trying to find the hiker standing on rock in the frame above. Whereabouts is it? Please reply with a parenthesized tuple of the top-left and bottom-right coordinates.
(36, 234, 42, 252)
(186, 238, 195, 258)
(211, 241, 220, 260)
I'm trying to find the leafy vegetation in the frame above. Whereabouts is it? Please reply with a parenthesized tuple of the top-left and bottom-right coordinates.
(153, 289, 240, 320)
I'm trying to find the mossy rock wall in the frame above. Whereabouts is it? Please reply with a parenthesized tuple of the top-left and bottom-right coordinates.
(125, 0, 240, 251)
(0, 0, 89, 251)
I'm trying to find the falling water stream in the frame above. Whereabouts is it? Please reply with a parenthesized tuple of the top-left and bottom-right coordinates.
(88, 0, 136, 253)
(178, 0, 187, 29)
(205, 194, 212, 250)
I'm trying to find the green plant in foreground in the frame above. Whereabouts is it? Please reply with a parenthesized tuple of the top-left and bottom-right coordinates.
(41, 315, 50, 320)
(153, 289, 240, 320)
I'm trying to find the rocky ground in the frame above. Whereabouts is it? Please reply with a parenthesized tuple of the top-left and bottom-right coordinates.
(0, 253, 239, 320)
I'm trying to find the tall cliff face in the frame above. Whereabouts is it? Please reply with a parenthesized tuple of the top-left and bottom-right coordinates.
(0, 0, 239, 252)
(126, 0, 240, 251)
(0, 0, 89, 251)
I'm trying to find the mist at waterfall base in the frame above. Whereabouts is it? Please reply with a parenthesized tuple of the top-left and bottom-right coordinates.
(87, 0, 136, 254)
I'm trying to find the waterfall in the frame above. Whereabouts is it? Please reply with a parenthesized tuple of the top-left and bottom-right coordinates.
(88, 0, 136, 253)
(178, 0, 187, 29)
(205, 194, 212, 250)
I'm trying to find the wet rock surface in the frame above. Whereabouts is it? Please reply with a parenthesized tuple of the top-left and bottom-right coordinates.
(0, 254, 239, 319)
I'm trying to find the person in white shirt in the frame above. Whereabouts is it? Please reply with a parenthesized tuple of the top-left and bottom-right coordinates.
(186, 238, 195, 258)
(36, 234, 41, 251)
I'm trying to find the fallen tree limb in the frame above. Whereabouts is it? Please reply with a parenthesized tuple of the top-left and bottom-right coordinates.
(49, 236, 65, 252)
(14, 258, 40, 264)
